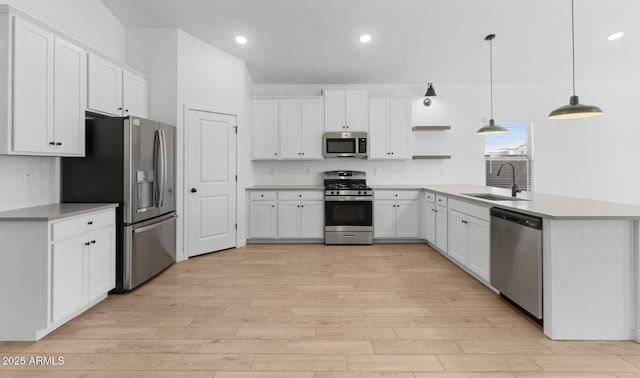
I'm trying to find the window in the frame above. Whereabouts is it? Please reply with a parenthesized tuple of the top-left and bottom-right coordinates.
(484, 122, 533, 191)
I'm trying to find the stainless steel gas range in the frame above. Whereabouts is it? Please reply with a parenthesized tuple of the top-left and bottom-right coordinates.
(323, 171, 373, 245)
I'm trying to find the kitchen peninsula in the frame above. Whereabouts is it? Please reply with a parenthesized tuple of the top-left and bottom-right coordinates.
(247, 183, 640, 341)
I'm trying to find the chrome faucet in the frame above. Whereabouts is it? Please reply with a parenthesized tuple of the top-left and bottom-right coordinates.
(497, 162, 522, 197)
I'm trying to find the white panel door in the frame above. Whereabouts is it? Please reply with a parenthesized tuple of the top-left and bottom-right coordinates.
(435, 205, 448, 252)
(87, 227, 115, 301)
(252, 100, 279, 159)
(279, 99, 301, 159)
(345, 89, 368, 132)
(425, 204, 436, 244)
(323, 90, 346, 131)
(188, 110, 237, 257)
(367, 98, 388, 159)
(300, 201, 324, 238)
(300, 99, 323, 159)
(447, 210, 468, 264)
(88, 54, 122, 116)
(12, 17, 54, 154)
(467, 217, 490, 281)
(396, 200, 420, 238)
(249, 201, 277, 238)
(122, 70, 148, 118)
(51, 235, 87, 323)
(374, 201, 396, 238)
(388, 99, 410, 159)
(278, 201, 300, 238)
(54, 37, 86, 156)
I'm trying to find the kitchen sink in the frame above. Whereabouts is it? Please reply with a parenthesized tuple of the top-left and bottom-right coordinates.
(462, 193, 530, 202)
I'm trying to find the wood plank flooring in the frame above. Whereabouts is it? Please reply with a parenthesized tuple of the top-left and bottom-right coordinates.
(2, 243, 640, 377)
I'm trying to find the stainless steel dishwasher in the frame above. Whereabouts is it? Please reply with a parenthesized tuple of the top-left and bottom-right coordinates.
(490, 207, 543, 321)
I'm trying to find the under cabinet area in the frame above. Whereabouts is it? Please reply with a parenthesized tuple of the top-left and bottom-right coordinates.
(373, 190, 420, 239)
(0, 204, 117, 341)
(248, 190, 324, 240)
(447, 198, 490, 282)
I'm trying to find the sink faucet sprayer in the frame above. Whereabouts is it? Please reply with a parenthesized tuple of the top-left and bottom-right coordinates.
(497, 162, 522, 197)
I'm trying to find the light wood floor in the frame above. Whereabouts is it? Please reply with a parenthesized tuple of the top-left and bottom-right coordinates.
(2, 243, 640, 377)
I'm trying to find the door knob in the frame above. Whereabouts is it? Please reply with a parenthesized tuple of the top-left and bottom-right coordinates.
(191, 188, 197, 193)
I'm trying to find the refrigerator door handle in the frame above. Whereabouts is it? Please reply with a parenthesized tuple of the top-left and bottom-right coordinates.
(154, 129, 165, 208)
(160, 129, 168, 208)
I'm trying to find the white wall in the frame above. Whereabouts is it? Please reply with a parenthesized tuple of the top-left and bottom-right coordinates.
(251, 80, 640, 206)
(0, 1, 126, 212)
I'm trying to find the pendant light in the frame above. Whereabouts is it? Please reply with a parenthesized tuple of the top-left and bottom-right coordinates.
(423, 83, 436, 106)
(477, 34, 507, 135)
(548, 0, 603, 119)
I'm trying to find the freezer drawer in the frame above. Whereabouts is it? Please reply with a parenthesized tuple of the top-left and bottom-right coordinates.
(124, 213, 176, 290)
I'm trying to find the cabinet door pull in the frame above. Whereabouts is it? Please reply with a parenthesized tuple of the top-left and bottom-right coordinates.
(84, 242, 91, 246)
(87, 221, 93, 225)
(91, 240, 96, 244)
(49, 141, 55, 145)
(56, 142, 62, 146)
(117, 107, 122, 111)
(271, 205, 275, 208)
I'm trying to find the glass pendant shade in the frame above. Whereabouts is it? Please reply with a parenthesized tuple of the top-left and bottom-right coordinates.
(548, 95, 604, 119)
(476, 119, 508, 135)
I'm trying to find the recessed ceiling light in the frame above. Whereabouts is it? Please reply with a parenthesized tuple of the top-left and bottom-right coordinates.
(607, 32, 624, 41)
(359, 34, 372, 43)
(235, 36, 247, 45)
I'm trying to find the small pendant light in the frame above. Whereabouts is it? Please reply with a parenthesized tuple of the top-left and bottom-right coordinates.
(548, 0, 603, 119)
(477, 34, 507, 135)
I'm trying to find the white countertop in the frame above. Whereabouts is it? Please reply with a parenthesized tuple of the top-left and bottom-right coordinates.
(0, 203, 119, 221)
(248, 185, 324, 190)
(248, 184, 640, 220)
(423, 184, 640, 220)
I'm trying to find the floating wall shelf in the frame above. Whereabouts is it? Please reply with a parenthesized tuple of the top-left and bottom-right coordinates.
(412, 155, 452, 160)
(412, 125, 451, 131)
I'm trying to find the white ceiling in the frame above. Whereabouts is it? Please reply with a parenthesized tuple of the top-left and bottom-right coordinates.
(101, 0, 640, 85)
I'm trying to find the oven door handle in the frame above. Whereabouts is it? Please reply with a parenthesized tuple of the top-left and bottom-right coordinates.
(324, 196, 373, 202)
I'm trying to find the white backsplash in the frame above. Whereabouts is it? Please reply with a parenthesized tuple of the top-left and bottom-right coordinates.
(0, 156, 58, 212)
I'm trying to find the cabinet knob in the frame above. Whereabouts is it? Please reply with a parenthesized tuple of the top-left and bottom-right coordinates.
(117, 107, 122, 111)
(301, 205, 304, 208)
(125, 109, 129, 113)
(272, 205, 275, 208)
(49, 141, 55, 145)
(56, 142, 62, 146)
(395, 194, 398, 197)
(191, 188, 197, 193)
(84, 242, 91, 246)
(260, 194, 264, 197)
(274, 152, 278, 156)
(298, 194, 302, 197)
(91, 240, 96, 244)
(87, 221, 93, 225)
(301, 152, 305, 156)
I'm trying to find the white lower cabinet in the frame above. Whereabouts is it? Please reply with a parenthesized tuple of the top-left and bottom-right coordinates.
(447, 199, 490, 282)
(374, 191, 420, 239)
(249, 190, 323, 240)
(435, 195, 449, 252)
(0, 206, 116, 341)
(249, 200, 278, 238)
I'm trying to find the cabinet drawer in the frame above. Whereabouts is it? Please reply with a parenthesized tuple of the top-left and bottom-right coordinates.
(424, 191, 435, 203)
(249, 191, 277, 200)
(374, 190, 420, 200)
(52, 210, 114, 242)
(278, 191, 323, 201)
(435, 194, 448, 207)
(449, 198, 490, 221)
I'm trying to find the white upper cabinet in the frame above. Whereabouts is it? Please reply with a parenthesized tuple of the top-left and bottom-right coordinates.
(88, 54, 122, 116)
(323, 89, 368, 132)
(12, 16, 54, 154)
(123, 70, 148, 118)
(6, 16, 85, 156)
(252, 99, 279, 160)
(53, 37, 86, 155)
(280, 98, 323, 160)
(368, 97, 411, 159)
(88, 54, 148, 118)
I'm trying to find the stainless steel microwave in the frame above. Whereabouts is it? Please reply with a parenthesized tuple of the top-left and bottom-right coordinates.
(322, 132, 368, 158)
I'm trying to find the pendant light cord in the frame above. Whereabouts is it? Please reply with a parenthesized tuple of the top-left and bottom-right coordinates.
(571, 0, 576, 96)
(489, 36, 494, 119)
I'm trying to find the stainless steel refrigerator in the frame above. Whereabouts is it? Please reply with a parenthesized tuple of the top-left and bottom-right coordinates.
(62, 116, 176, 292)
